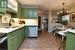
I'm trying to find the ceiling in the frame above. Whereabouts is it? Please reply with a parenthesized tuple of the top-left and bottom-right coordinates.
(18, 0, 75, 12)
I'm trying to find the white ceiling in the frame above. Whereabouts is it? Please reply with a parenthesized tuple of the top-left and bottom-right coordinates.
(18, 0, 75, 11)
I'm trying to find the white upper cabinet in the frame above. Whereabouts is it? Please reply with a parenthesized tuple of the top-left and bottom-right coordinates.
(7, 0, 18, 12)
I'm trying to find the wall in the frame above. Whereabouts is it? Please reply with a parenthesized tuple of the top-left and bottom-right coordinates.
(38, 10, 49, 30)
(48, 11, 52, 32)
(51, 15, 58, 20)
(0, 17, 8, 27)
(48, 11, 61, 32)
(2, 14, 11, 23)
(70, 6, 75, 12)
(65, 6, 75, 28)
(25, 19, 38, 25)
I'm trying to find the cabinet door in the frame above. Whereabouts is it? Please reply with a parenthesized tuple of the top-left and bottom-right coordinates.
(7, 27, 25, 50)
(0, 0, 7, 13)
(29, 27, 38, 37)
(8, 31, 19, 50)
(13, 31, 18, 50)
(29, 8, 38, 19)
(7, 33, 14, 50)
(21, 8, 38, 19)
(22, 27, 25, 39)
(25, 26, 29, 38)
(34, 9, 38, 19)
(22, 8, 29, 19)
(32, 8, 38, 19)
(0, 0, 2, 8)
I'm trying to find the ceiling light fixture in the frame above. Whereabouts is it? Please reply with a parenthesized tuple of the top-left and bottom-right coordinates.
(57, 3, 69, 15)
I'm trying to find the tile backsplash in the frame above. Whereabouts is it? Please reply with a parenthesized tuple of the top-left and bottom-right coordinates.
(25, 19, 38, 25)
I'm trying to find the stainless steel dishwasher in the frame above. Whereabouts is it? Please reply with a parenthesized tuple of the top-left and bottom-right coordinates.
(29, 27, 38, 37)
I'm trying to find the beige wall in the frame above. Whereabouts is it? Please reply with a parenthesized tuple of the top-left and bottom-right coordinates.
(48, 11, 52, 32)
(51, 14, 58, 20)
(0, 17, 8, 27)
(70, 6, 75, 12)
(66, 6, 75, 28)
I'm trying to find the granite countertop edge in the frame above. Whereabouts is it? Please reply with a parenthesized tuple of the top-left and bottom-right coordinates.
(0, 25, 38, 34)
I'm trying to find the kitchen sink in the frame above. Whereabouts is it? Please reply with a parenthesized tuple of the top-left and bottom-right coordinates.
(5, 26, 19, 28)
(5, 26, 10, 28)
(11, 26, 19, 28)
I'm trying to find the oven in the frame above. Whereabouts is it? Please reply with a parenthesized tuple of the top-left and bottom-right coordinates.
(0, 33, 7, 50)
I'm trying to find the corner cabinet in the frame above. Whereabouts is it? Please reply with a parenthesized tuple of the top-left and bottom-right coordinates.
(0, 0, 17, 14)
(65, 32, 75, 50)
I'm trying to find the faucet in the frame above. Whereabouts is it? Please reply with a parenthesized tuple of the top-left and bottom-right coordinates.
(9, 19, 15, 27)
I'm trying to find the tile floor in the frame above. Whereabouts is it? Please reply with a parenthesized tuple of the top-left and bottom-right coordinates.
(18, 30, 65, 50)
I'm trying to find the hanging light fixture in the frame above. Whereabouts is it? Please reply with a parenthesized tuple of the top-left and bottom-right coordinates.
(57, 3, 69, 15)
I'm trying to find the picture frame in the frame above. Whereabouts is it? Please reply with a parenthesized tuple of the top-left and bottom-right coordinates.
(70, 12, 75, 22)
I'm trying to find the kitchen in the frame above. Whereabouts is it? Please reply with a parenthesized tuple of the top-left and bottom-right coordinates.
(0, 0, 75, 50)
(0, 0, 38, 50)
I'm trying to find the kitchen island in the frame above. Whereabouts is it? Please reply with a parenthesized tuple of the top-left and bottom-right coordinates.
(66, 29, 75, 50)
(0, 25, 25, 50)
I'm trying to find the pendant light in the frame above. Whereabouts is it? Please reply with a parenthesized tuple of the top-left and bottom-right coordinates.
(57, 3, 69, 15)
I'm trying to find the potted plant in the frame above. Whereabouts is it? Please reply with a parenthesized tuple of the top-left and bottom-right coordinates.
(61, 20, 68, 25)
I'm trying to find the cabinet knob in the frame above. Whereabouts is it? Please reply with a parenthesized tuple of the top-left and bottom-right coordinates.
(11, 44, 13, 46)
(11, 39, 13, 41)
(11, 34, 13, 36)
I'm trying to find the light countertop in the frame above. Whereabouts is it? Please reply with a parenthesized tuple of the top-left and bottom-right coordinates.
(0, 25, 25, 33)
(0, 24, 38, 34)
(59, 28, 75, 34)
(67, 29, 75, 33)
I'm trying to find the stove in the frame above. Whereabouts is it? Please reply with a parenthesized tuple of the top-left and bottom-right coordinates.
(0, 33, 6, 38)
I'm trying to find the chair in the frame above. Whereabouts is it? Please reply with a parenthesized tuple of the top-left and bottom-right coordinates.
(57, 31, 67, 50)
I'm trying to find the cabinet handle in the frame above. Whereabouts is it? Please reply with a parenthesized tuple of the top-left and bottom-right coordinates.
(11, 44, 13, 46)
(11, 39, 13, 41)
(11, 34, 13, 36)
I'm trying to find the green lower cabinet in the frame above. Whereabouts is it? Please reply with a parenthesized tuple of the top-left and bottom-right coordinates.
(66, 32, 75, 50)
(25, 26, 29, 38)
(7, 26, 25, 50)
(7, 33, 14, 50)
